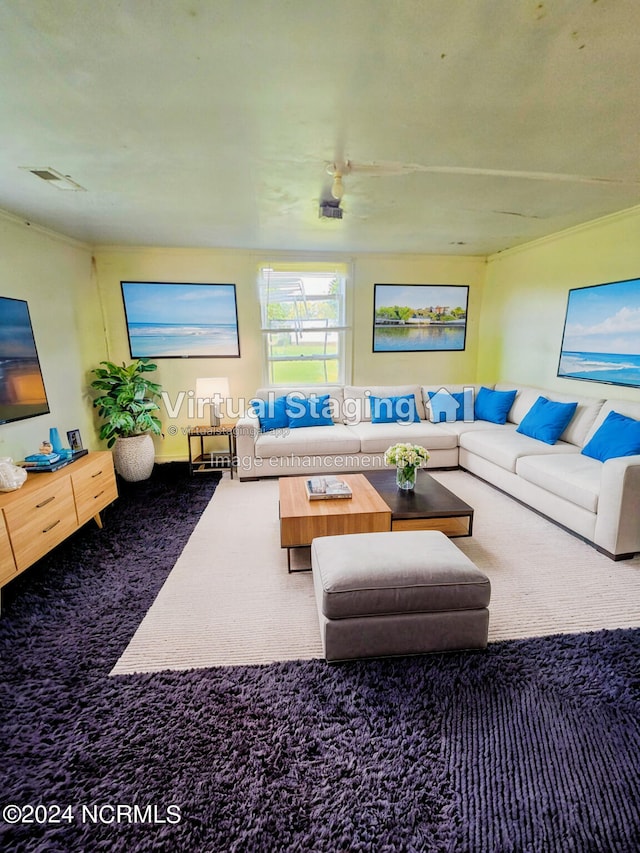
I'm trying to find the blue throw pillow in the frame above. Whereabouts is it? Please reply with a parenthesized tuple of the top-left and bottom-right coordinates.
(286, 393, 334, 428)
(474, 386, 517, 424)
(581, 410, 640, 462)
(370, 394, 420, 424)
(250, 395, 288, 432)
(427, 389, 472, 423)
(516, 396, 578, 445)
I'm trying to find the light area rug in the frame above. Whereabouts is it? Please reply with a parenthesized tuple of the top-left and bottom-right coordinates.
(111, 470, 640, 674)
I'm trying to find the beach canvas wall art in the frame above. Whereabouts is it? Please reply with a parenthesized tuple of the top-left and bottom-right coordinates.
(121, 282, 240, 358)
(372, 284, 468, 353)
(557, 277, 640, 388)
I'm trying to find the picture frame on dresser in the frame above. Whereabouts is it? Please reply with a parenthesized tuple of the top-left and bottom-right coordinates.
(67, 429, 83, 452)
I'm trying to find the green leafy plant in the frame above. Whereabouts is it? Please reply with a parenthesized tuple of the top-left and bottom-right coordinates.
(90, 359, 162, 448)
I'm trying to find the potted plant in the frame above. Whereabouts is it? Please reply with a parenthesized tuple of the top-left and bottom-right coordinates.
(90, 358, 162, 482)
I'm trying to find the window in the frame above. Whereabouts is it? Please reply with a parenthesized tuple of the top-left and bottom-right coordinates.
(259, 264, 349, 385)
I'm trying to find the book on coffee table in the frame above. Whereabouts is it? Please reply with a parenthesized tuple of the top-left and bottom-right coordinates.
(305, 476, 353, 500)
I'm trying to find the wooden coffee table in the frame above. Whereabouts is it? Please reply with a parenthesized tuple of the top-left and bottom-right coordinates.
(278, 470, 473, 571)
(364, 469, 474, 537)
(278, 474, 391, 572)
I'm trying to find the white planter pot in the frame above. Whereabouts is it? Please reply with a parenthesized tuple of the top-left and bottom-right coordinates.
(113, 434, 156, 482)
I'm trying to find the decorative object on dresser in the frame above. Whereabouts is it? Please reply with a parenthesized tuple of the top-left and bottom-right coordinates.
(67, 428, 83, 452)
(48, 426, 64, 454)
(21, 448, 88, 472)
(0, 458, 27, 492)
(90, 359, 162, 482)
(0, 452, 118, 607)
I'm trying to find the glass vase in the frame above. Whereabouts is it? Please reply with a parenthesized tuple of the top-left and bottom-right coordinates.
(396, 465, 417, 491)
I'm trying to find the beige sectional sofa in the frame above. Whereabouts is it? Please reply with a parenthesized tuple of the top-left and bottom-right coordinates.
(235, 382, 640, 560)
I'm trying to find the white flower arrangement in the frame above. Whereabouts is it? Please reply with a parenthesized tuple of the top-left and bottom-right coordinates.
(384, 443, 430, 469)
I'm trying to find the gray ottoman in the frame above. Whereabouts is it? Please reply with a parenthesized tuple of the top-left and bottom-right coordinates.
(311, 530, 490, 662)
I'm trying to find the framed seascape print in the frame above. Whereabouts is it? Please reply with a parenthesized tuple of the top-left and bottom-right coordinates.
(372, 284, 469, 353)
(557, 277, 640, 388)
(121, 282, 241, 358)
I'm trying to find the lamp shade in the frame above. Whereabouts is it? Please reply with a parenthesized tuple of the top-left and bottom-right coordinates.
(195, 377, 230, 425)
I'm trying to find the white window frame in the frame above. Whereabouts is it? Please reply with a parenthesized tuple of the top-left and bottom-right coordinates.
(258, 263, 351, 386)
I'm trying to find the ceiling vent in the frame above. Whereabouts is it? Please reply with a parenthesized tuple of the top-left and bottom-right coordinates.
(22, 167, 86, 191)
(319, 200, 343, 219)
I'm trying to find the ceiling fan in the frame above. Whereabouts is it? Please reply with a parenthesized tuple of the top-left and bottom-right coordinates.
(325, 158, 636, 202)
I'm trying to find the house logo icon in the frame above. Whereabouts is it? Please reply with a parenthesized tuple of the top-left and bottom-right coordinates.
(428, 387, 475, 423)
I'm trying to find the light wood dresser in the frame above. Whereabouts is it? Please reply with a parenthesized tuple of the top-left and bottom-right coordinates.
(0, 451, 118, 604)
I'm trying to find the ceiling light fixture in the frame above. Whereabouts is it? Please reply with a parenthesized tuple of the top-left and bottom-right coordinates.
(331, 172, 344, 200)
(327, 161, 351, 200)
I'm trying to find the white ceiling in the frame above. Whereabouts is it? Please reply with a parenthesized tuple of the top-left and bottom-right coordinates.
(1, 0, 639, 256)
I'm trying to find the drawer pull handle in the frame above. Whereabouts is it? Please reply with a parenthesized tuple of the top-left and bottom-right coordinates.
(94, 490, 105, 500)
(91, 470, 103, 478)
(42, 519, 61, 534)
(36, 496, 55, 508)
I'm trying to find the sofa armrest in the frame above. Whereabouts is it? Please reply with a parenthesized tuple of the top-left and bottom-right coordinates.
(235, 415, 261, 478)
(594, 454, 640, 557)
(235, 415, 260, 453)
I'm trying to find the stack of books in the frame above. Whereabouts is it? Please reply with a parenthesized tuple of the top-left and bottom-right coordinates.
(22, 449, 88, 472)
(305, 476, 352, 500)
(23, 452, 61, 468)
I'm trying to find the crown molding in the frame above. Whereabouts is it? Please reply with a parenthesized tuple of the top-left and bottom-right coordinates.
(0, 207, 91, 251)
(488, 203, 640, 264)
(0, 208, 92, 252)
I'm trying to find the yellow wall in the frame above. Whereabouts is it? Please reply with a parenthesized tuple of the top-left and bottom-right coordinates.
(93, 248, 486, 461)
(481, 205, 640, 401)
(0, 212, 100, 462)
(3, 200, 639, 467)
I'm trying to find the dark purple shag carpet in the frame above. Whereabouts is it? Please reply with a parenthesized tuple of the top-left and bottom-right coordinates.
(1, 464, 639, 853)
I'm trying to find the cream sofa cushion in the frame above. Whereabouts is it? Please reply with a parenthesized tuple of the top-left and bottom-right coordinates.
(438, 419, 509, 438)
(516, 453, 602, 513)
(459, 425, 579, 473)
(255, 423, 360, 458)
(347, 421, 457, 453)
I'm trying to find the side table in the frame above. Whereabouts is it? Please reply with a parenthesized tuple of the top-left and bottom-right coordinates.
(187, 424, 236, 478)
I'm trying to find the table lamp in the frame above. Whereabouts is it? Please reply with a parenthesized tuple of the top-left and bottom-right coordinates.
(195, 377, 230, 426)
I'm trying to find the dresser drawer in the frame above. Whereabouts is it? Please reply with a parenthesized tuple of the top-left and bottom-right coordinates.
(71, 454, 118, 527)
(0, 511, 17, 584)
(3, 476, 78, 572)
